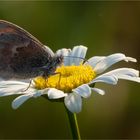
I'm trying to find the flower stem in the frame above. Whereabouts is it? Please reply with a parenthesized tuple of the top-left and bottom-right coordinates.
(65, 107, 81, 140)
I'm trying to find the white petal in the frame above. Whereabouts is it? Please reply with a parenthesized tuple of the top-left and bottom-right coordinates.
(44, 45, 54, 56)
(101, 68, 140, 83)
(12, 94, 33, 109)
(90, 75, 118, 85)
(32, 90, 44, 98)
(64, 93, 82, 113)
(94, 53, 136, 74)
(125, 57, 137, 62)
(56, 48, 71, 56)
(12, 88, 50, 109)
(56, 48, 71, 66)
(85, 56, 105, 68)
(91, 88, 105, 95)
(69, 45, 87, 65)
(0, 80, 29, 86)
(48, 88, 67, 99)
(0, 81, 29, 96)
(102, 68, 139, 77)
(38, 88, 49, 96)
(115, 75, 140, 83)
(73, 84, 91, 98)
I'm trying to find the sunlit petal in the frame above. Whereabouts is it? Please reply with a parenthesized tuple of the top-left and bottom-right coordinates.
(91, 88, 105, 95)
(101, 68, 139, 77)
(48, 88, 67, 99)
(90, 75, 118, 85)
(69, 45, 87, 65)
(125, 57, 137, 62)
(94, 53, 136, 74)
(64, 93, 82, 113)
(101, 68, 140, 83)
(0, 81, 29, 96)
(85, 56, 105, 68)
(73, 84, 91, 98)
(12, 89, 45, 109)
(115, 75, 140, 83)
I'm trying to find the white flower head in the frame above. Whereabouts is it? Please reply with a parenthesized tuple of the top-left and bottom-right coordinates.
(0, 46, 140, 113)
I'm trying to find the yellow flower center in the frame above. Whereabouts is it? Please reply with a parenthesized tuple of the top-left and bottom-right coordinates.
(34, 64, 96, 93)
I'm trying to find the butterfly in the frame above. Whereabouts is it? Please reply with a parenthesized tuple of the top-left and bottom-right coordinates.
(0, 20, 63, 80)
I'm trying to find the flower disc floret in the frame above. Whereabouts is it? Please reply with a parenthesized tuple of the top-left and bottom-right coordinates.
(34, 64, 96, 92)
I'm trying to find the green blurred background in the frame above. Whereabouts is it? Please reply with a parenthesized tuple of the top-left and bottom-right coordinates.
(0, 1, 140, 139)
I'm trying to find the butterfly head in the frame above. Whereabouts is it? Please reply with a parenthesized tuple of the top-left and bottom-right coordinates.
(41, 54, 64, 78)
(53, 54, 64, 67)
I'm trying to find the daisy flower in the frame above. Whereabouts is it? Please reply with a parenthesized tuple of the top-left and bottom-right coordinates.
(0, 45, 139, 113)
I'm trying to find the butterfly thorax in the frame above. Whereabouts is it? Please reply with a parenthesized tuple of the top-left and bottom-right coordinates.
(41, 54, 64, 78)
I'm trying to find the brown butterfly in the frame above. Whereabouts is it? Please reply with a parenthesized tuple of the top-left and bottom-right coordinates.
(0, 20, 63, 80)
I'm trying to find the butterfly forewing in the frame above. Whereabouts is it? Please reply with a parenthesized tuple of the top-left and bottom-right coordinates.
(0, 20, 54, 80)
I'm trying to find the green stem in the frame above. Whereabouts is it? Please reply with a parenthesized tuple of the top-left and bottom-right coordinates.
(65, 107, 81, 140)
(43, 96, 81, 139)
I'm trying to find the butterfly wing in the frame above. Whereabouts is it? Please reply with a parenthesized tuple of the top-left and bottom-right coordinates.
(0, 20, 53, 79)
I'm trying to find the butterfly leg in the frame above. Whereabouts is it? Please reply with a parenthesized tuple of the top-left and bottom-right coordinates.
(22, 79, 32, 92)
(51, 72, 61, 89)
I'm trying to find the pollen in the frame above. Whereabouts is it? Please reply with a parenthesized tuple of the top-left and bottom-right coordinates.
(34, 64, 96, 93)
